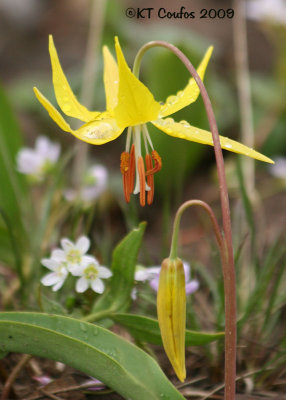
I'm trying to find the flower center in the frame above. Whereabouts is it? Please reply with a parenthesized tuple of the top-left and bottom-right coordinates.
(120, 124, 162, 206)
(66, 249, 81, 264)
(84, 264, 99, 280)
(56, 262, 67, 277)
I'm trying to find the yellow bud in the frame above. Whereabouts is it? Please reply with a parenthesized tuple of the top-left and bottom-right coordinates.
(157, 257, 186, 382)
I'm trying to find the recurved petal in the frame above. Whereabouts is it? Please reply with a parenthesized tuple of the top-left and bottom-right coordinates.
(152, 118, 274, 164)
(103, 46, 119, 111)
(159, 46, 213, 118)
(113, 37, 161, 128)
(49, 35, 100, 122)
(74, 115, 124, 145)
(34, 87, 73, 133)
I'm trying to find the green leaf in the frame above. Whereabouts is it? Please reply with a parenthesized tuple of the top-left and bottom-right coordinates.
(91, 222, 146, 314)
(38, 291, 67, 315)
(112, 314, 224, 346)
(0, 312, 185, 400)
(0, 83, 28, 237)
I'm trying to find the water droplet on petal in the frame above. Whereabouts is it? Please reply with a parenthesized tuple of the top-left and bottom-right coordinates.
(167, 95, 177, 105)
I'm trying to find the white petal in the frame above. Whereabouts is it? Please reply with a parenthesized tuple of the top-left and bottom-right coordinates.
(17, 149, 42, 174)
(91, 278, 104, 294)
(186, 280, 199, 295)
(269, 157, 286, 179)
(52, 279, 65, 291)
(135, 266, 160, 281)
(81, 255, 99, 266)
(41, 272, 59, 286)
(149, 277, 159, 291)
(97, 266, 112, 279)
(51, 249, 66, 261)
(61, 238, 75, 252)
(183, 261, 191, 282)
(76, 236, 90, 254)
(76, 277, 89, 293)
(47, 143, 60, 163)
(69, 265, 85, 276)
(41, 258, 58, 271)
(35, 136, 51, 154)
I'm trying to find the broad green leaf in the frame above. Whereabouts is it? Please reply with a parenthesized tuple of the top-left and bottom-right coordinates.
(91, 222, 146, 314)
(0, 312, 185, 400)
(112, 314, 224, 346)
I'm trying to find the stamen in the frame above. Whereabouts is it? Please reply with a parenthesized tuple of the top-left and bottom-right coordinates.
(146, 150, 162, 176)
(120, 151, 130, 203)
(145, 154, 154, 205)
(125, 126, 132, 152)
(128, 144, 135, 194)
(137, 156, 146, 207)
(120, 152, 129, 174)
(142, 125, 154, 150)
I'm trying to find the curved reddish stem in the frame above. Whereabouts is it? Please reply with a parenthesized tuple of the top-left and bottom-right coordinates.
(134, 42, 236, 399)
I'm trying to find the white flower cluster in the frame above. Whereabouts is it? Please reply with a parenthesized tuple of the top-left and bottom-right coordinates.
(41, 236, 112, 293)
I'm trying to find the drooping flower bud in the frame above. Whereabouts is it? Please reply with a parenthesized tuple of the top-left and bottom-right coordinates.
(157, 257, 186, 382)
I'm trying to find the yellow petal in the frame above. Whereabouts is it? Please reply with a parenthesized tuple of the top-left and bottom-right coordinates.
(33, 87, 73, 133)
(34, 87, 123, 145)
(113, 37, 161, 128)
(152, 118, 274, 164)
(49, 35, 100, 122)
(159, 46, 213, 118)
(103, 46, 119, 111)
(74, 115, 124, 145)
(157, 258, 186, 382)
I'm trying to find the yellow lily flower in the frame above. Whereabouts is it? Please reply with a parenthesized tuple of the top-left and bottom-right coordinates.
(34, 36, 273, 206)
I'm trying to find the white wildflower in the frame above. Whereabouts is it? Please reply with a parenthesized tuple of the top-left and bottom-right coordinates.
(41, 256, 68, 292)
(16, 136, 60, 182)
(53, 236, 91, 273)
(71, 256, 112, 294)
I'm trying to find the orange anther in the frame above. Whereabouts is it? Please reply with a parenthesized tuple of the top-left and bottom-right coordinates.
(137, 156, 146, 207)
(146, 150, 162, 176)
(120, 151, 130, 203)
(120, 152, 129, 174)
(145, 153, 154, 205)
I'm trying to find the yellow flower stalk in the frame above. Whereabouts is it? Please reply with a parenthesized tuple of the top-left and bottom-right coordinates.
(157, 257, 186, 382)
(34, 36, 273, 206)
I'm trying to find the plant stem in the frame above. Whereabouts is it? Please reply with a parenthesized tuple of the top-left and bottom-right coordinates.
(169, 199, 224, 260)
(82, 309, 112, 322)
(134, 42, 237, 399)
(73, 0, 106, 187)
